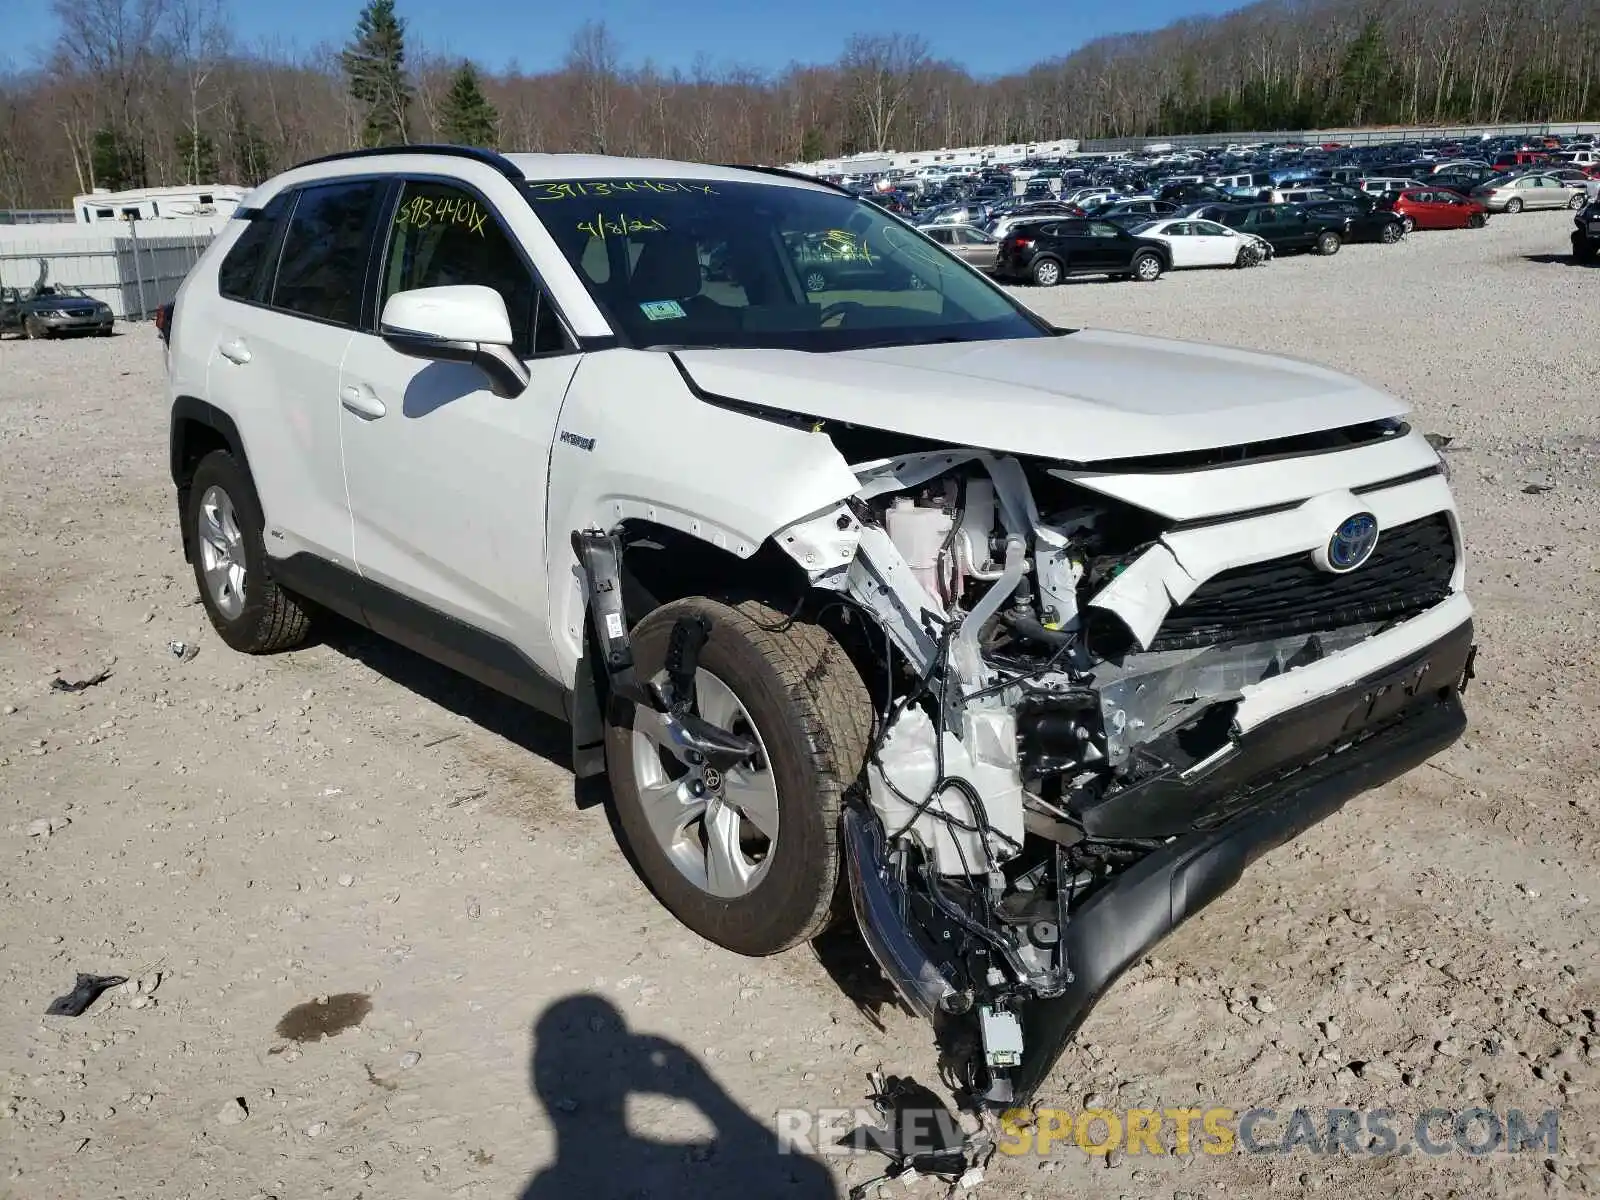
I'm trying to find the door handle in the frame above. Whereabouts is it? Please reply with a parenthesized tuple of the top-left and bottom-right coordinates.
(218, 338, 251, 365)
(340, 385, 387, 420)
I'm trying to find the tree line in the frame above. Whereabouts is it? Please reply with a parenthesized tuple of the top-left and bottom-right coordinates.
(1, 0, 1597, 208)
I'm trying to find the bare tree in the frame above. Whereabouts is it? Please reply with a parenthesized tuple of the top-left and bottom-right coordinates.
(167, 0, 228, 182)
(840, 33, 929, 152)
(566, 19, 619, 153)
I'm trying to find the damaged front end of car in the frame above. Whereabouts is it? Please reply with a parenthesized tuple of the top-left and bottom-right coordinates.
(772, 439, 1474, 1107)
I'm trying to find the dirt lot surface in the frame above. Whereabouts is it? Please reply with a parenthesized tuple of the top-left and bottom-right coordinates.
(2, 208, 1598, 1200)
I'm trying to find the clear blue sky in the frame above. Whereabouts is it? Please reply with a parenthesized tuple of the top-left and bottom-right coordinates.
(5, 0, 1246, 76)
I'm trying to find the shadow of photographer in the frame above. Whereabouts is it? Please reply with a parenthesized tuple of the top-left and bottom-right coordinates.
(519, 994, 840, 1199)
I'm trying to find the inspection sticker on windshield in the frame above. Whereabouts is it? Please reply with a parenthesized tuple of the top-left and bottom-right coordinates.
(640, 299, 686, 321)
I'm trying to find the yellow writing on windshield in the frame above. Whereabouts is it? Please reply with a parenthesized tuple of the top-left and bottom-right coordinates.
(821, 229, 873, 262)
(395, 193, 488, 236)
(529, 179, 719, 201)
(577, 212, 668, 239)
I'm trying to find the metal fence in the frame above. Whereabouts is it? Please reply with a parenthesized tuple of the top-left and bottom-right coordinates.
(0, 216, 224, 319)
(1079, 121, 1600, 154)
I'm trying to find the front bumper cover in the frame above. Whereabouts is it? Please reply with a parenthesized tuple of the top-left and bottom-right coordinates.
(1010, 617, 1473, 1100)
(845, 617, 1474, 1105)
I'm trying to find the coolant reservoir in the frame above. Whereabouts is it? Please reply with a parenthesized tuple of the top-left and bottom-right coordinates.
(886, 497, 953, 599)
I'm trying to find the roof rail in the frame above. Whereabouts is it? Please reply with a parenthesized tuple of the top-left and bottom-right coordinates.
(723, 164, 853, 197)
(289, 144, 524, 181)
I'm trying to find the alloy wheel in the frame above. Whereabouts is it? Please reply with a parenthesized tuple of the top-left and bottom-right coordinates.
(197, 484, 247, 620)
(630, 670, 779, 899)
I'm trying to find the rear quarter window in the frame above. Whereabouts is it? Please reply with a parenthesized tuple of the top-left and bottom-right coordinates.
(217, 193, 292, 302)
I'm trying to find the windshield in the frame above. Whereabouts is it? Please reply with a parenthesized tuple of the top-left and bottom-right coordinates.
(523, 177, 1049, 351)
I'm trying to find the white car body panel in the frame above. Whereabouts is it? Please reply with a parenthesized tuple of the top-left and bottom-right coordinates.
(1234, 592, 1472, 733)
(1086, 471, 1460, 649)
(1135, 219, 1248, 268)
(673, 329, 1409, 465)
(543, 351, 862, 685)
(1054, 427, 1441, 521)
(337, 330, 582, 675)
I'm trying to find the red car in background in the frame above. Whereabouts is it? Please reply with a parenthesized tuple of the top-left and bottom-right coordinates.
(1492, 150, 1551, 172)
(1385, 189, 1489, 232)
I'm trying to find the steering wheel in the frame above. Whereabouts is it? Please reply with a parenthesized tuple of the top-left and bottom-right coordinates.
(818, 300, 866, 328)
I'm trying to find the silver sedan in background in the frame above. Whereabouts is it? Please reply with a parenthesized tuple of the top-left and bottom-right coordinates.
(1471, 173, 1588, 213)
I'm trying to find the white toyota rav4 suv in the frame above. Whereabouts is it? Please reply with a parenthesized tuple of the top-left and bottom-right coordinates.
(165, 146, 1475, 1105)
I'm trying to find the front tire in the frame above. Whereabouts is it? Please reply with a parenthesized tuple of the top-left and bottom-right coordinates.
(1468, 213, 1487, 229)
(1576, 237, 1598, 264)
(186, 450, 313, 653)
(1315, 231, 1342, 256)
(1380, 221, 1403, 244)
(1131, 251, 1164, 281)
(23, 316, 47, 340)
(606, 598, 871, 957)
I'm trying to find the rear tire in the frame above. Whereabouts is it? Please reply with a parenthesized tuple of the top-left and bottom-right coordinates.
(1571, 193, 1587, 210)
(186, 450, 313, 654)
(605, 598, 871, 957)
(1505, 197, 1524, 214)
(1030, 257, 1063, 287)
(1315, 231, 1342, 256)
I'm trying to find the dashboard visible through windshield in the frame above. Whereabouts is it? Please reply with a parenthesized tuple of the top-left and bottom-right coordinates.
(521, 176, 1051, 351)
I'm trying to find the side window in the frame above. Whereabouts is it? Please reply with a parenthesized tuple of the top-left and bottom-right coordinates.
(1088, 221, 1120, 238)
(271, 180, 383, 326)
(926, 228, 954, 245)
(218, 192, 292, 303)
(380, 180, 549, 356)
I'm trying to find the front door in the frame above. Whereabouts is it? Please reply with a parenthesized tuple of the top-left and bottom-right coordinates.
(337, 178, 582, 681)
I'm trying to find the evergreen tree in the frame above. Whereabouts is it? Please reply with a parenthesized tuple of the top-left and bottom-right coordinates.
(342, 0, 412, 147)
(439, 62, 499, 147)
(90, 129, 146, 191)
(228, 114, 273, 185)
(176, 129, 219, 184)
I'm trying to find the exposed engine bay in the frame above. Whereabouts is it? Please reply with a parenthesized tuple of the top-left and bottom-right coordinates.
(771, 445, 1471, 1105)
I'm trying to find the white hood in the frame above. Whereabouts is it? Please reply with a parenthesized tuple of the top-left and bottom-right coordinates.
(674, 328, 1410, 464)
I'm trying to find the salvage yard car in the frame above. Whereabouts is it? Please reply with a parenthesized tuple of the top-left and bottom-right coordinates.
(993, 217, 1171, 284)
(1574, 196, 1600, 262)
(0, 276, 114, 338)
(1126, 216, 1271, 267)
(1472, 173, 1587, 213)
(164, 146, 1476, 1106)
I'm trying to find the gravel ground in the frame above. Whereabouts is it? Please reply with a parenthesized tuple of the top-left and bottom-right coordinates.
(1, 208, 1597, 1200)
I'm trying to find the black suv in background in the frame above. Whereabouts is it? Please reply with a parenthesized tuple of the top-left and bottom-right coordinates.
(993, 218, 1170, 285)
(1575, 196, 1600, 263)
(1192, 203, 1346, 255)
(1299, 196, 1408, 244)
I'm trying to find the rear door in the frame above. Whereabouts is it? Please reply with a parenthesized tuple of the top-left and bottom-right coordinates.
(206, 180, 385, 568)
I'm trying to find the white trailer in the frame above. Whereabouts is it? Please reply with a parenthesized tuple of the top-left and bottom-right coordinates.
(72, 185, 248, 225)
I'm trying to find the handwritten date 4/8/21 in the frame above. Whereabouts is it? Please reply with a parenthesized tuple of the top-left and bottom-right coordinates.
(395, 194, 489, 236)
(530, 179, 719, 201)
(578, 212, 668, 239)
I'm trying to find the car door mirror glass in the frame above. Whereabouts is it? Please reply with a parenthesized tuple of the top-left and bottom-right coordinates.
(379, 285, 530, 399)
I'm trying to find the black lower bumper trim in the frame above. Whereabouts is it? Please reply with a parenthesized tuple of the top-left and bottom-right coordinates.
(1010, 651, 1470, 1101)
